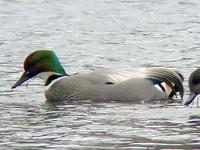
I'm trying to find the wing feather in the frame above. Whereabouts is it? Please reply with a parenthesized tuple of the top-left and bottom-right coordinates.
(93, 67, 184, 99)
(144, 68, 184, 99)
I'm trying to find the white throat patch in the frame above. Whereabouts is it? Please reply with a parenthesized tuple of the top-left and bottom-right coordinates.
(35, 72, 59, 84)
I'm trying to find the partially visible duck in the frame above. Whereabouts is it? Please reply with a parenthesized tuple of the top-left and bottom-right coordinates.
(12, 50, 184, 102)
(184, 68, 200, 106)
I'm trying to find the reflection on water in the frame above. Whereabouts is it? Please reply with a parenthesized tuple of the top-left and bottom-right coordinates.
(1, 0, 200, 149)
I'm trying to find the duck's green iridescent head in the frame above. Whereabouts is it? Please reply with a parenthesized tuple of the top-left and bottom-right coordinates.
(12, 50, 66, 89)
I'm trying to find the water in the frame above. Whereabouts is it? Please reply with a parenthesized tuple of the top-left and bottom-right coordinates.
(1, 0, 200, 149)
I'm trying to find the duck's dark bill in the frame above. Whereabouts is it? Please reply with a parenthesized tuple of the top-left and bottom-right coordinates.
(184, 92, 197, 106)
(12, 72, 29, 89)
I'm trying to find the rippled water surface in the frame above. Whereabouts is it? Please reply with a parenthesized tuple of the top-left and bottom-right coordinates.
(1, 0, 200, 149)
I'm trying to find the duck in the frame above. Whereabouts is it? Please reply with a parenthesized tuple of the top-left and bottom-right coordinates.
(184, 68, 200, 106)
(12, 50, 184, 102)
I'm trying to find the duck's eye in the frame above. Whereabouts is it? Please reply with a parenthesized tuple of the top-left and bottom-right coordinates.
(26, 71, 30, 75)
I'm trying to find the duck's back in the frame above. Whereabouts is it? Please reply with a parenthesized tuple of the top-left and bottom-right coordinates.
(44, 68, 182, 101)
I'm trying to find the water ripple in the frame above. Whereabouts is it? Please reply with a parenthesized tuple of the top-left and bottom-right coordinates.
(1, 0, 200, 149)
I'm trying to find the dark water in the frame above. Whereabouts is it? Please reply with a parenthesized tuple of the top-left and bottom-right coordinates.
(1, 0, 200, 149)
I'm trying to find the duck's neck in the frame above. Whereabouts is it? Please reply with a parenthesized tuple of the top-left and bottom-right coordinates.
(36, 72, 66, 86)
